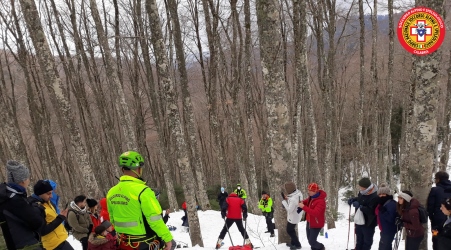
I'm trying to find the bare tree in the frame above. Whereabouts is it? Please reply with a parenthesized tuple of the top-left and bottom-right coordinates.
(145, 0, 203, 245)
(18, 0, 100, 196)
(256, 0, 294, 243)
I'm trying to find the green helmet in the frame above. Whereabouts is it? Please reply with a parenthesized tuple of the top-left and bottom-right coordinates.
(119, 151, 144, 169)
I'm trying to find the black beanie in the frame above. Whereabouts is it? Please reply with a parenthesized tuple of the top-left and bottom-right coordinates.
(87, 198, 98, 208)
(33, 180, 53, 196)
(358, 177, 372, 189)
(261, 191, 268, 195)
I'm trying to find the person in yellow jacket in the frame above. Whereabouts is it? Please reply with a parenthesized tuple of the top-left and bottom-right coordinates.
(259, 191, 275, 237)
(107, 151, 173, 250)
(234, 184, 247, 199)
(28, 180, 74, 250)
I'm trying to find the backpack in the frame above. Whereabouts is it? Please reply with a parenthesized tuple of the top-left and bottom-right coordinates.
(64, 210, 79, 233)
(418, 204, 428, 224)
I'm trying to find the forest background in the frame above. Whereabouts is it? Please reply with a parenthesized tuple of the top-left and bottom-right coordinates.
(0, 0, 450, 249)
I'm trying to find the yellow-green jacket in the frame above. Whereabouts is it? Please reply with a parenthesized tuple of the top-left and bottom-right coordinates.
(107, 176, 172, 243)
(258, 197, 273, 213)
(234, 188, 247, 199)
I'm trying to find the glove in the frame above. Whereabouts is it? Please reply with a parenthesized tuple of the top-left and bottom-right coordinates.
(221, 211, 226, 219)
(347, 198, 355, 206)
(352, 201, 360, 208)
(297, 207, 303, 214)
(281, 192, 285, 200)
(243, 212, 248, 220)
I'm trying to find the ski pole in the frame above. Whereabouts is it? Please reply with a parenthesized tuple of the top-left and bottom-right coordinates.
(243, 217, 247, 246)
(223, 218, 234, 246)
(346, 205, 351, 250)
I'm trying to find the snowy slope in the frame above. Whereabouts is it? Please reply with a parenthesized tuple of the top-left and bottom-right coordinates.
(67, 188, 434, 249)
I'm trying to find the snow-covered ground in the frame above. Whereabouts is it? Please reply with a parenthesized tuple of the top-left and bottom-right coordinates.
(67, 188, 434, 249)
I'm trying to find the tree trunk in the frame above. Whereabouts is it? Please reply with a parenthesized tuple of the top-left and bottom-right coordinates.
(166, 0, 210, 210)
(411, 1, 444, 249)
(243, 0, 259, 208)
(439, 50, 451, 170)
(200, 0, 228, 188)
(256, 0, 293, 243)
(386, 0, 395, 187)
(89, 0, 137, 151)
(18, 0, 100, 196)
(357, 0, 365, 183)
(145, 0, 203, 246)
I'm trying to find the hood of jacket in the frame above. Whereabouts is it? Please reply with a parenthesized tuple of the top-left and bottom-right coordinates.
(88, 233, 109, 245)
(437, 180, 451, 189)
(100, 198, 108, 212)
(229, 193, 239, 198)
(0, 183, 25, 203)
(287, 189, 302, 198)
(311, 190, 327, 200)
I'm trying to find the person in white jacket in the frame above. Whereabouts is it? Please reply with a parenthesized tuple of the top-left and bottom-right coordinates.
(282, 181, 303, 250)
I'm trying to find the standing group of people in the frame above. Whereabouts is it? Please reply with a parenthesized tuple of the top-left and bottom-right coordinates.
(346, 173, 451, 250)
(0, 151, 175, 250)
(215, 181, 327, 250)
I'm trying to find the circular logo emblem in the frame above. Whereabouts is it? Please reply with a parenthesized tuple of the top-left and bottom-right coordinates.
(397, 7, 445, 55)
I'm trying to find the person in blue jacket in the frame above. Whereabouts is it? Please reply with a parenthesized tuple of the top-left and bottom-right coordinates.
(375, 183, 397, 250)
(48, 179, 61, 214)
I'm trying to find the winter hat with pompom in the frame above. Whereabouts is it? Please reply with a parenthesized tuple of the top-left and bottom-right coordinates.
(6, 160, 30, 184)
(377, 183, 391, 195)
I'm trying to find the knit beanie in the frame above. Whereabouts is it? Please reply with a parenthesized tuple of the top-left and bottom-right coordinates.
(95, 220, 112, 235)
(6, 160, 30, 184)
(33, 180, 53, 196)
(284, 181, 297, 194)
(87, 198, 98, 208)
(377, 183, 391, 195)
(442, 198, 451, 210)
(398, 192, 412, 202)
(308, 183, 319, 192)
(261, 191, 268, 195)
(358, 177, 372, 189)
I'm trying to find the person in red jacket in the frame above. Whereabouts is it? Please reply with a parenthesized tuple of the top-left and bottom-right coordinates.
(215, 193, 252, 249)
(298, 183, 326, 250)
(87, 199, 100, 233)
(397, 190, 424, 250)
(99, 198, 110, 223)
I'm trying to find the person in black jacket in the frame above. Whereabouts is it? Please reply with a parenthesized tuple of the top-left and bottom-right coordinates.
(437, 198, 451, 250)
(347, 177, 379, 250)
(217, 187, 228, 209)
(0, 160, 44, 250)
(427, 171, 451, 250)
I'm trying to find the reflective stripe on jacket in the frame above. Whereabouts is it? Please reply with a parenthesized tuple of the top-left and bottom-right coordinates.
(107, 175, 173, 242)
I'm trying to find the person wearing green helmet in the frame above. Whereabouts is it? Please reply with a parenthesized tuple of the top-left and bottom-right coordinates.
(107, 151, 173, 250)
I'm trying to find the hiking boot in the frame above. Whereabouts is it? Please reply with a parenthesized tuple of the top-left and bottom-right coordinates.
(215, 239, 223, 249)
(264, 231, 270, 233)
(286, 243, 292, 247)
(270, 234, 275, 237)
(289, 245, 302, 250)
(245, 239, 253, 249)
